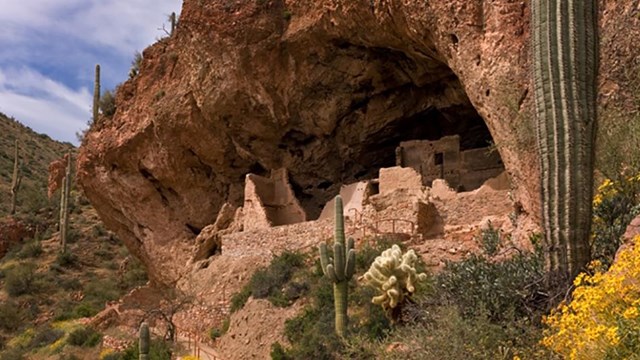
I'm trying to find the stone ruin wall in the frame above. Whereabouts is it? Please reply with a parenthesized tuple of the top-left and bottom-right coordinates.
(397, 135, 504, 191)
(242, 168, 307, 231)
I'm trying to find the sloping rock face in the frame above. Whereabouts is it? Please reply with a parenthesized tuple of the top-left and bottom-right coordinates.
(77, 0, 636, 284)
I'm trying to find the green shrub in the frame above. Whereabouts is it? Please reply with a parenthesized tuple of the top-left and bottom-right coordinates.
(55, 251, 78, 267)
(4, 262, 40, 297)
(591, 177, 640, 267)
(270, 342, 291, 360)
(229, 286, 251, 313)
(74, 303, 99, 318)
(477, 221, 502, 256)
(100, 90, 116, 117)
(17, 241, 42, 259)
(231, 251, 306, 312)
(119, 257, 148, 290)
(67, 326, 102, 347)
(0, 347, 26, 360)
(0, 301, 23, 331)
(437, 251, 546, 322)
(29, 326, 64, 348)
(209, 318, 230, 340)
(278, 240, 395, 359)
(375, 305, 555, 360)
(58, 277, 82, 291)
(117, 338, 172, 360)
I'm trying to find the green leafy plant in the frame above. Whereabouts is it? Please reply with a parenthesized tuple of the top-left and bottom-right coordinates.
(477, 221, 501, 256)
(4, 262, 41, 297)
(67, 326, 102, 347)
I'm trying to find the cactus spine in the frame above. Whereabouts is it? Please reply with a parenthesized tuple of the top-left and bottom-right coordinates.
(93, 64, 100, 124)
(139, 322, 150, 360)
(532, 0, 598, 280)
(59, 153, 71, 253)
(319, 195, 356, 337)
(10, 139, 22, 215)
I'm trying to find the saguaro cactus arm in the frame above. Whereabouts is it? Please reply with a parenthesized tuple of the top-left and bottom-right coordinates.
(532, 0, 598, 281)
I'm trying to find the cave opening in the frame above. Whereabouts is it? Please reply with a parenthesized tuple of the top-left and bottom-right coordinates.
(349, 104, 498, 183)
(284, 45, 505, 220)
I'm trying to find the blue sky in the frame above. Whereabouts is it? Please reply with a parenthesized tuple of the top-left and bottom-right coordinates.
(0, 0, 183, 145)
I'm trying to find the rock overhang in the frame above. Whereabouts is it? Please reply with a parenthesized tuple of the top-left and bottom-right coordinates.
(78, 0, 541, 284)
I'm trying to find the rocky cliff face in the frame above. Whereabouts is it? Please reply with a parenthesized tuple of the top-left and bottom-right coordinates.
(77, 0, 638, 284)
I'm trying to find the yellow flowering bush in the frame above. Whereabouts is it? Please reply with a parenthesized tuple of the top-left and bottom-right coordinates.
(591, 175, 640, 267)
(542, 235, 640, 359)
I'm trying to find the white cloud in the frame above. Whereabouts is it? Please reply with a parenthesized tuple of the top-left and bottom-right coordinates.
(0, 0, 182, 144)
(0, 67, 92, 144)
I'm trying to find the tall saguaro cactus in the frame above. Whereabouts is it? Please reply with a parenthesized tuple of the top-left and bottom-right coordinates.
(319, 195, 356, 337)
(10, 139, 22, 215)
(93, 64, 100, 124)
(139, 322, 150, 360)
(59, 153, 71, 253)
(170, 12, 176, 36)
(532, 0, 598, 281)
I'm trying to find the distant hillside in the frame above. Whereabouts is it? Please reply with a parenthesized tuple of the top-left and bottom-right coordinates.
(0, 112, 75, 216)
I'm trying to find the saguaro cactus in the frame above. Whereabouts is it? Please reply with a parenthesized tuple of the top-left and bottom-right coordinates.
(93, 64, 100, 124)
(170, 12, 176, 36)
(139, 322, 150, 360)
(319, 195, 356, 337)
(59, 153, 71, 253)
(10, 139, 22, 215)
(532, 1, 598, 280)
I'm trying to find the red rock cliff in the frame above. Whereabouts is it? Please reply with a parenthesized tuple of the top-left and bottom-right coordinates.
(77, 0, 638, 284)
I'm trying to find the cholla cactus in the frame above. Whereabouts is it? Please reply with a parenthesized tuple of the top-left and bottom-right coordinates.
(362, 245, 427, 310)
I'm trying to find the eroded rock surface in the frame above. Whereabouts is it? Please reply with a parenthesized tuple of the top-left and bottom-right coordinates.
(77, 0, 638, 284)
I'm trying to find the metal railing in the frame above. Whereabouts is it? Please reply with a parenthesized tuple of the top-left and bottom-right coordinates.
(344, 208, 416, 243)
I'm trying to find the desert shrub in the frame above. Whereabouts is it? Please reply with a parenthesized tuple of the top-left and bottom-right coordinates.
(230, 251, 306, 312)
(437, 247, 546, 322)
(249, 251, 305, 305)
(29, 326, 64, 348)
(17, 241, 42, 259)
(116, 338, 172, 360)
(542, 235, 640, 359)
(78, 278, 121, 317)
(55, 251, 78, 267)
(58, 277, 82, 291)
(100, 90, 116, 117)
(4, 262, 41, 297)
(278, 241, 395, 359)
(376, 305, 555, 360)
(119, 257, 148, 290)
(73, 303, 98, 318)
(476, 221, 502, 256)
(209, 318, 229, 341)
(591, 176, 640, 267)
(67, 326, 102, 347)
(67, 228, 82, 243)
(0, 347, 25, 360)
(0, 301, 23, 331)
(229, 286, 251, 313)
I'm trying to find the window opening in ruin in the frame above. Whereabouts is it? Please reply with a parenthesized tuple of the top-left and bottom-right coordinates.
(434, 152, 444, 166)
